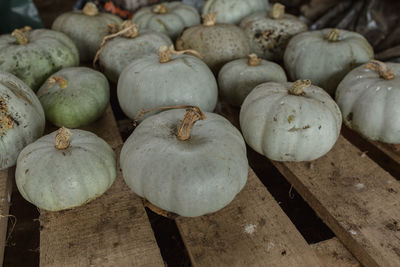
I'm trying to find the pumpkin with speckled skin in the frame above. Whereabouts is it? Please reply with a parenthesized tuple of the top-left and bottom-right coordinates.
(117, 51, 218, 120)
(37, 67, 110, 128)
(16, 128, 117, 211)
(120, 109, 248, 217)
(0, 29, 79, 91)
(132, 2, 200, 40)
(0, 71, 45, 170)
(240, 81, 342, 161)
(98, 29, 172, 83)
(336, 61, 400, 144)
(283, 28, 374, 95)
(176, 16, 250, 72)
(202, 0, 270, 25)
(240, 7, 307, 61)
(52, 4, 122, 62)
(219, 54, 287, 106)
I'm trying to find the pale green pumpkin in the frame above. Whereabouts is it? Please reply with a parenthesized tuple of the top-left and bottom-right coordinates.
(98, 24, 172, 83)
(37, 67, 109, 128)
(176, 14, 250, 72)
(240, 80, 342, 161)
(0, 28, 79, 91)
(240, 3, 307, 61)
(16, 127, 117, 211)
(52, 3, 122, 62)
(117, 46, 218, 120)
(219, 54, 287, 106)
(202, 0, 270, 25)
(284, 28, 374, 95)
(120, 108, 248, 217)
(0, 71, 45, 170)
(336, 60, 400, 144)
(132, 1, 200, 40)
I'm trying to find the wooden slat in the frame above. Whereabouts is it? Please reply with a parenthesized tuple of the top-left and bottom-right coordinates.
(176, 168, 323, 267)
(0, 168, 13, 266)
(311, 238, 360, 267)
(273, 136, 400, 267)
(40, 107, 164, 266)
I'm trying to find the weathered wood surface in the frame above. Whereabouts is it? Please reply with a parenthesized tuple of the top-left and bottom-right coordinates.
(0, 168, 13, 266)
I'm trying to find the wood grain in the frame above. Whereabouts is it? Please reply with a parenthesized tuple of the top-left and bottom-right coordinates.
(311, 237, 360, 267)
(0, 168, 13, 266)
(176, 168, 322, 267)
(40, 106, 164, 266)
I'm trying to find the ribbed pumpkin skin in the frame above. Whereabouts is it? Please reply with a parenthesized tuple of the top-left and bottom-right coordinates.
(132, 2, 200, 40)
(99, 30, 172, 83)
(0, 29, 79, 91)
(240, 11, 307, 61)
(283, 29, 374, 95)
(176, 24, 250, 72)
(219, 58, 287, 106)
(117, 54, 218, 120)
(52, 11, 122, 62)
(120, 109, 248, 217)
(240, 82, 342, 161)
(37, 67, 110, 128)
(16, 129, 117, 211)
(202, 0, 270, 25)
(336, 63, 400, 143)
(0, 71, 45, 170)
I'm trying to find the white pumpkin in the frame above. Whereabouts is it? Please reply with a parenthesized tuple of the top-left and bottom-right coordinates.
(202, 0, 270, 25)
(117, 46, 218, 120)
(132, 2, 200, 40)
(336, 60, 400, 143)
(240, 80, 342, 161)
(0, 71, 45, 170)
(218, 54, 287, 106)
(16, 127, 117, 211)
(120, 108, 248, 217)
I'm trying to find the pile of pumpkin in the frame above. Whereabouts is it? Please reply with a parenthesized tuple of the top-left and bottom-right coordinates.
(0, 0, 398, 218)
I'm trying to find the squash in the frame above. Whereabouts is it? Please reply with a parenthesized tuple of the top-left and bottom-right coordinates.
(202, 0, 270, 25)
(117, 46, 218, 120)
(16, 127, 117, 211)
(176, 13, 250, 72)
(96, 22, 172, 83)
(0, 27, 79, 91)
(219, 54, 287, 106)
(240, 3, 307, 61)
(132, 2, 200, 40)
(336, 60, 400, 144)
(284, 28, 374, 95)
(120, 107, 248, 217)
(37, 67, 109, 128)
(0, 71, 45, 170)
(52, 2, 122, 62)
(240, 80, 342, 161)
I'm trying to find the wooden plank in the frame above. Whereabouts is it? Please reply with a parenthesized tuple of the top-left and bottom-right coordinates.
(273, 136, 400, 267)
(0, 168, 13, 266)
(311, 238, 360, 267)
(176, 168, 323, 267)
(40, 106, 164, 266)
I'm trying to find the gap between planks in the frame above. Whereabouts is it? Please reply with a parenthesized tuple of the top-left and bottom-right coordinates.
(39, 106, 164, 266)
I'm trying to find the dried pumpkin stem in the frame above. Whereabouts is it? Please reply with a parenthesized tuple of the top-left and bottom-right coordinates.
(269, 3, 285, 19)
(82, 2, 99, 16)
(93, 21, 139, 68)
(365, 60, 395, 80)
(11, 29, 29, 45)
(289, 80, 311, 96)
(158, 45, 201, 63)
(134, 104, 205, 123)
(327, 29, 340, 42)
(248, 53, 261, 66)
(55, 127, 72, 150)
(152, 4, 168, 14)
(176, 107, 206, 141)
(202, 13, 217, 26)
